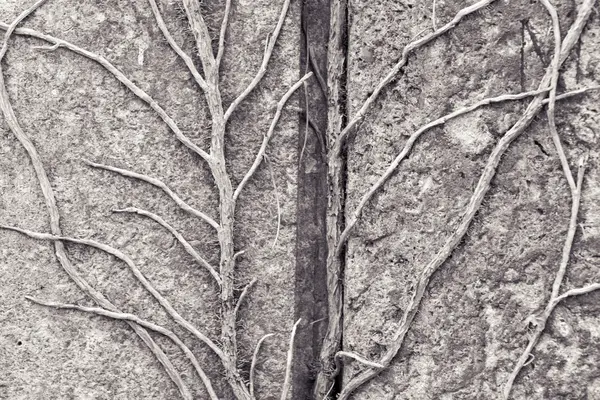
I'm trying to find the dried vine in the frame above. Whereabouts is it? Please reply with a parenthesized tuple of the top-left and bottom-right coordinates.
(0, 0, 309, 399)
(2, 0, 599, 399)
(317, 0, 599, 399)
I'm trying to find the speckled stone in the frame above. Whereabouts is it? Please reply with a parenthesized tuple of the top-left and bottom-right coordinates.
(0, 0, 300, 399)
(343, 0, 600, 399)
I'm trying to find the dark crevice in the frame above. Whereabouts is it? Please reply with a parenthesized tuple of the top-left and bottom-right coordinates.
(293, 0, 330, 398)
(533, 139, 550, 156)
(334, 0, 350, 396)
(524, 20, 549, 66)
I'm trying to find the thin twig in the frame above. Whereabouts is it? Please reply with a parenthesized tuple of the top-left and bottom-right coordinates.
(280, 318, 302, 400)
(547, 85, 600, 102)
(234, 278, 257, 319)
(309, 46, 327, 98)
(224, 0, 292, 122)
(335, 85, 600, 253)
(216, 0, 232, 70)
(336, 88, 547, 254)
(113, 207, 221, 286)
(26, 296, 219, 400)
(333, 351, 384, 377)
(549, 156, 587, 301)
(84, 159, 219, 230)
(0, 23, 212, 163)
(0, 0, 49, 62)
(181, 0, 217, 75)
(540, 0, 576, 192)
(334, 0, 498, 150)
(0, 4, 191, 398)
(250, 333, 275, 398)
(336, 1, 595, 397)
(1, 224, 226, 362)
(233, 249, 246, 261)
(265, 155, 282, 248)
(233, 72, 313, 202)
(554, 282, 600, 304)
(503, 157, 586, 400)
(146, 0, 208, 92)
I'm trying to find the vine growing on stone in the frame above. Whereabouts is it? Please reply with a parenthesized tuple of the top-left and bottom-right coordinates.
(315, 0, 599, 399)
(1, 0, 599, 399)
(0, 0, 309, 399)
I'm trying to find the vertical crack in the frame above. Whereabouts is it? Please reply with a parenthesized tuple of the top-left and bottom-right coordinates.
(293, 0, 330, 398)
(313, 0, 349, 398)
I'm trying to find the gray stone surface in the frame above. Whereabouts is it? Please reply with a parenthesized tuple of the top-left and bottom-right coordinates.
(0, 0, 300, 399)
(3, 0, 600, 399)
(343, 0, 600, 399)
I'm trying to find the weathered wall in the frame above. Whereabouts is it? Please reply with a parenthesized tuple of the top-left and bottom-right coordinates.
(344, 0, 600, 399)
(3, 0, 600, 399)
(0, 0, 300, 399)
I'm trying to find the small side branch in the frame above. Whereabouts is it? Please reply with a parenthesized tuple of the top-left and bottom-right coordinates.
(216, 0, 232, 70)
(1, 225, 225, 362)
(250, 333, 275, 398)
(84, 160, 219, 230)
(0, 0, 49, 61)
(0, 23, 212, 163)
(280, 318, 302, 400)
(224, 0, 292, 122)
(27, 296, 219, 400)
(146, 0, 208, 92)
(554, 283, 600, 304)
(113, 207, 221, 286)
(335, 0, 498, 148)
(233, 72, 313, 202)
(234, 278, 257, 319)
(333, 351, 384, 377)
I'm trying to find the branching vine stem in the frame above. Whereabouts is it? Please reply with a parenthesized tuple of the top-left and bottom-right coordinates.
(233, 72, 313, 202)
(333, 0, 498, 153)
(0, 224, 226, 360)
(146, 0, 209, 92)
(502, 158, 586, 400)
(0, 22, 213, 162)
(113, 207, 221, 286)
(335, 85, 600, 254)
(2, 0, 316, 399)
(334, 0, 596, 398)
(0, 2, 192, 399)
(224, 0, 292, 122)
(26, 296, 219, 400)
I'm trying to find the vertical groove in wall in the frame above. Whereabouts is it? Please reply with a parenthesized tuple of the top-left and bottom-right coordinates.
(293, 0, 330, 398)
(313, 0, 349, 396)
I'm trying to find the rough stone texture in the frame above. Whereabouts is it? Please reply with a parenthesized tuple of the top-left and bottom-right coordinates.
(344, 0, 600, 399)
(0, 0, 300, 399)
